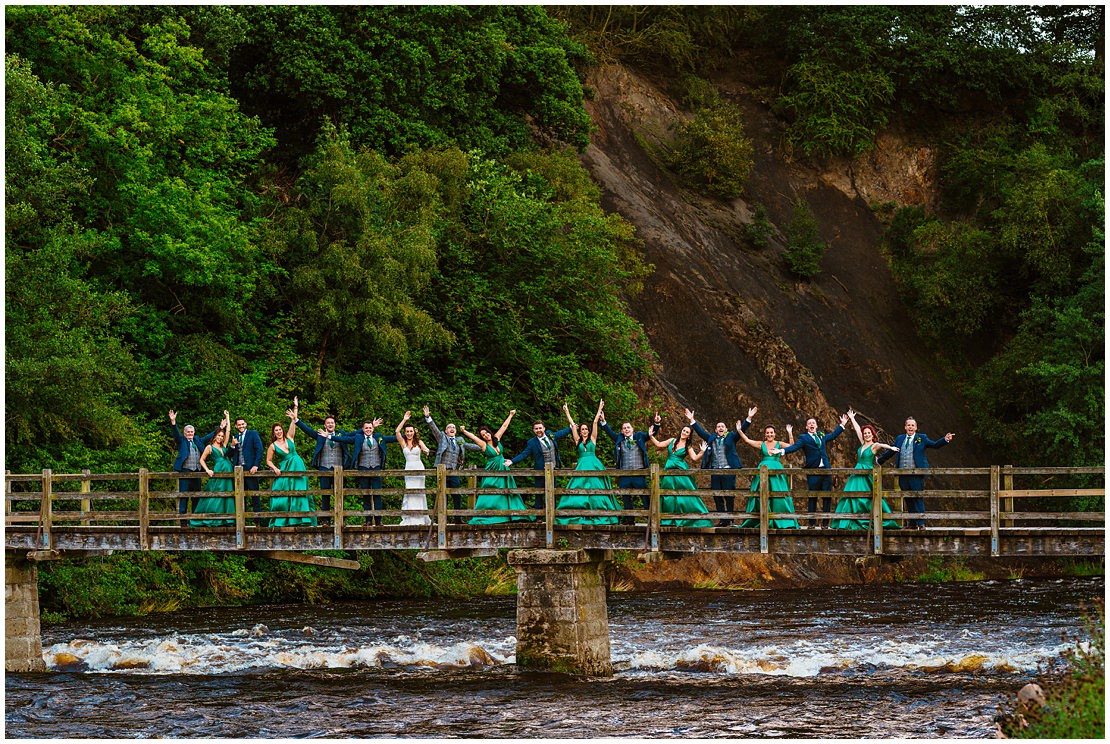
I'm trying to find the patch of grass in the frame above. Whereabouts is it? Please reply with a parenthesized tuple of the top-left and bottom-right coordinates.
(1060, 559, 1105, 577)
(916, 556, 986, 583)
(483, 564, 518, 595)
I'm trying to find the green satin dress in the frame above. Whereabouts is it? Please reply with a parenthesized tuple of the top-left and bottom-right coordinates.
(269, 438, 317, 527)
(558, 441, 619, 525)
(660, 442, 713, 527)
(830, 444, 900, 530)
(191, 445, 235, 527)
(470, 442, 532, 524)
(740, 442, 799, 529)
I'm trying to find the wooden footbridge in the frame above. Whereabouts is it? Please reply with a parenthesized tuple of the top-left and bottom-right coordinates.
(6, 464, 1104, 675)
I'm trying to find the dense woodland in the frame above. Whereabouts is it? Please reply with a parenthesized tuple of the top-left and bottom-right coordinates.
(4, 6, 1104, 614)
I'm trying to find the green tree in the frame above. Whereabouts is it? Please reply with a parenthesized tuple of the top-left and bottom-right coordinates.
(784, 198, 827, 279)
(667, 101, 755, 198)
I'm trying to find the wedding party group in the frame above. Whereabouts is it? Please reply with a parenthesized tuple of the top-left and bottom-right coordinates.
(169, 397, 955, 529)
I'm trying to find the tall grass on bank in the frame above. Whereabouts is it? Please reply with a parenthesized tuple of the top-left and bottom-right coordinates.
(999, 600, 1105, 738)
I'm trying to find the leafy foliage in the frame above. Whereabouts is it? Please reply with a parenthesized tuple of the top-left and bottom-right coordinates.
(784, 198, 826, 279)
(666, 101, 755, 198)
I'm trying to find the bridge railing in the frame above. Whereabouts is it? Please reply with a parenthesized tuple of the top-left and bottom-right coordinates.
(5, 465, 1104, 554)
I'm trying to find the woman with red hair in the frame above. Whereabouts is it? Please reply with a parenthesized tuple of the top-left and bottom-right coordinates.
(830, 409, 901, 530)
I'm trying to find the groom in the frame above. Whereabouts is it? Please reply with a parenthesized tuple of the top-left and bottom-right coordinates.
(293, 398, 349, 523)
(600, 412, 661, 525)
(688, 407, 755, 525)
(507, 419, 572, 510)
(783, 412, 847, 528)
(877, 416, 955, 529)
(424, 406, 480, 522)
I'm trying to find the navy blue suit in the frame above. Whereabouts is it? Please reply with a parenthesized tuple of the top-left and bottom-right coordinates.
(332, 430, 395, 522)
(295, 420, 350, 515)
(600, 421, 658, 522)
(171, 424, 218, 514)
(783, 424, 844, 525)
(509, 427, 571, 509)
(691, 420, 751, 522)
(228, 428, 265, 521)
(877, 432, 950, 527)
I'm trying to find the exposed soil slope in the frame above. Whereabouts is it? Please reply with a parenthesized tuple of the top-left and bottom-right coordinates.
(580, 64, 985, 466)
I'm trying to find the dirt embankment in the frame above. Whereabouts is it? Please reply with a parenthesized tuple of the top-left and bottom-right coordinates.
(579, 63, 985, 468)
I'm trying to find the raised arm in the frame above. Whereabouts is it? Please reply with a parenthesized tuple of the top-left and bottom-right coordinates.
(785, 424, 794, 446)
(563, 403, 579, 444)
(422, 406, 444, 442)
(590, 400, 604, 445)
(457, 425, 486, 448)
(649, 434, 675, 450)
(395, 410, 411, 439)
(847, 408, 863, 444)
(494, 409, 516, 442)
(286, 408, 298, 442)
(736, 426, 762, 450)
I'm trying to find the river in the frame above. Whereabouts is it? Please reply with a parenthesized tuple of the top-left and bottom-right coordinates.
(6, 576, 1101, 738)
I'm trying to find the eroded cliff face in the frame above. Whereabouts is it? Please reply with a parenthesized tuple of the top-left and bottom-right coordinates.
(580, 64, 984, 467)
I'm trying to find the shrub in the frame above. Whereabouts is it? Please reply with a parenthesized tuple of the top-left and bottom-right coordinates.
(784, 197, 826, 278)
(667, 101, 755, 198)
(746, 203, 775, 248)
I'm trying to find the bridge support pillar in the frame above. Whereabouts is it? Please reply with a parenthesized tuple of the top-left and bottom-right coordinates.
(508, 549, 612, 676)
(6, 553, 46, 672)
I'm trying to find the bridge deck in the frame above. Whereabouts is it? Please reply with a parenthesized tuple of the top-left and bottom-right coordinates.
(5, 464, 1104, 558)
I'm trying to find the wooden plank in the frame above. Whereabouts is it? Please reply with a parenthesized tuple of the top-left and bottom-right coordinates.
(41, 469, 53, 550)
(989, 465, 1000, 557)
(1003, 465, 1014, 528)
(417, 548, 498, 562)
(256, 551, 360, 571)
(999, 489, 1104, 498)
(872, 464, 883, 554)
(332, 465, 344, 549)
(649, 462, 661, 551)
(759, 465, 769, 554)
(1007, 512, 1105, 521)
(437, 464, 448, 549)
(138, 468, 150, 550)
(80, 469, 92, 526)
(544, 463, 555, 548)
(234, 466, 246, 550)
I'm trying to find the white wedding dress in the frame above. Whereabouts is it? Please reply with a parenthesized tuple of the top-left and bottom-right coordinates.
(400, 445, 430, 525)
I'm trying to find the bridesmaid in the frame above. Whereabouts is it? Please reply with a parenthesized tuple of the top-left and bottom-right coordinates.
(460, 410, 532, 524)
(649, 423, 713, 527)
(266, 405, 317, 527)
(737, 422, 800, 529)
(395, 411, 432, 526)
(557, 400, 618, 525)
(830, 409, 901, 530)
(191, 410, 234, 526)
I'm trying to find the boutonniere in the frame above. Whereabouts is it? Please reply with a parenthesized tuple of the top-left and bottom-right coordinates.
(914, 436, 922, 444)
(816, 431, 825, 439)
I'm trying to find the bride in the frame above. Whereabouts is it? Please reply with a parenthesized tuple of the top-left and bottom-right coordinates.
(395, 411, 431, 525)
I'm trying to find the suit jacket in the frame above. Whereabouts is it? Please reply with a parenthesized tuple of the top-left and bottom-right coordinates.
(691, 420, 751, 469)
(782, 425, 844, 469)
(425, 416, 480, 468)
(227, 429, 264, 472)
(295, 420, 350, 469)
(332, 429, 396, 469)
(600, 422, 657, 469)
(171, 425, 218, 471)
(877, 432, 949, 468)
(509, 427, 572, 469)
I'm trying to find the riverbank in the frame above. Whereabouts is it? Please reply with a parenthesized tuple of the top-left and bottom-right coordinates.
(35, 549, 1102, 624)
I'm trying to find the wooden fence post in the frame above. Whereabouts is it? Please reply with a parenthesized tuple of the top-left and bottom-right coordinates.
(544, 464, 555, 548)
(5, 470, 10, 522)
(437, 464, 447, 549)
(333, 466, 344, 549)
(872, 465, 884, 555)
(234, 466, 246, 550)
(759, 465, 770, 554)
(989, 465, 1000, 557)
(40, 469, 53, 550)
(81, 468, 92, 526)
(469, 472, 478, 510)
(649, 463, 661, 551)
(138, 468, 150, 550)
(1003, 465, 1014, 527)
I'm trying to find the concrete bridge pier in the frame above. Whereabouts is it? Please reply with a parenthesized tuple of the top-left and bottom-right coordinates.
(6, 553, 46, 672)
(507, 548, 612, 676)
